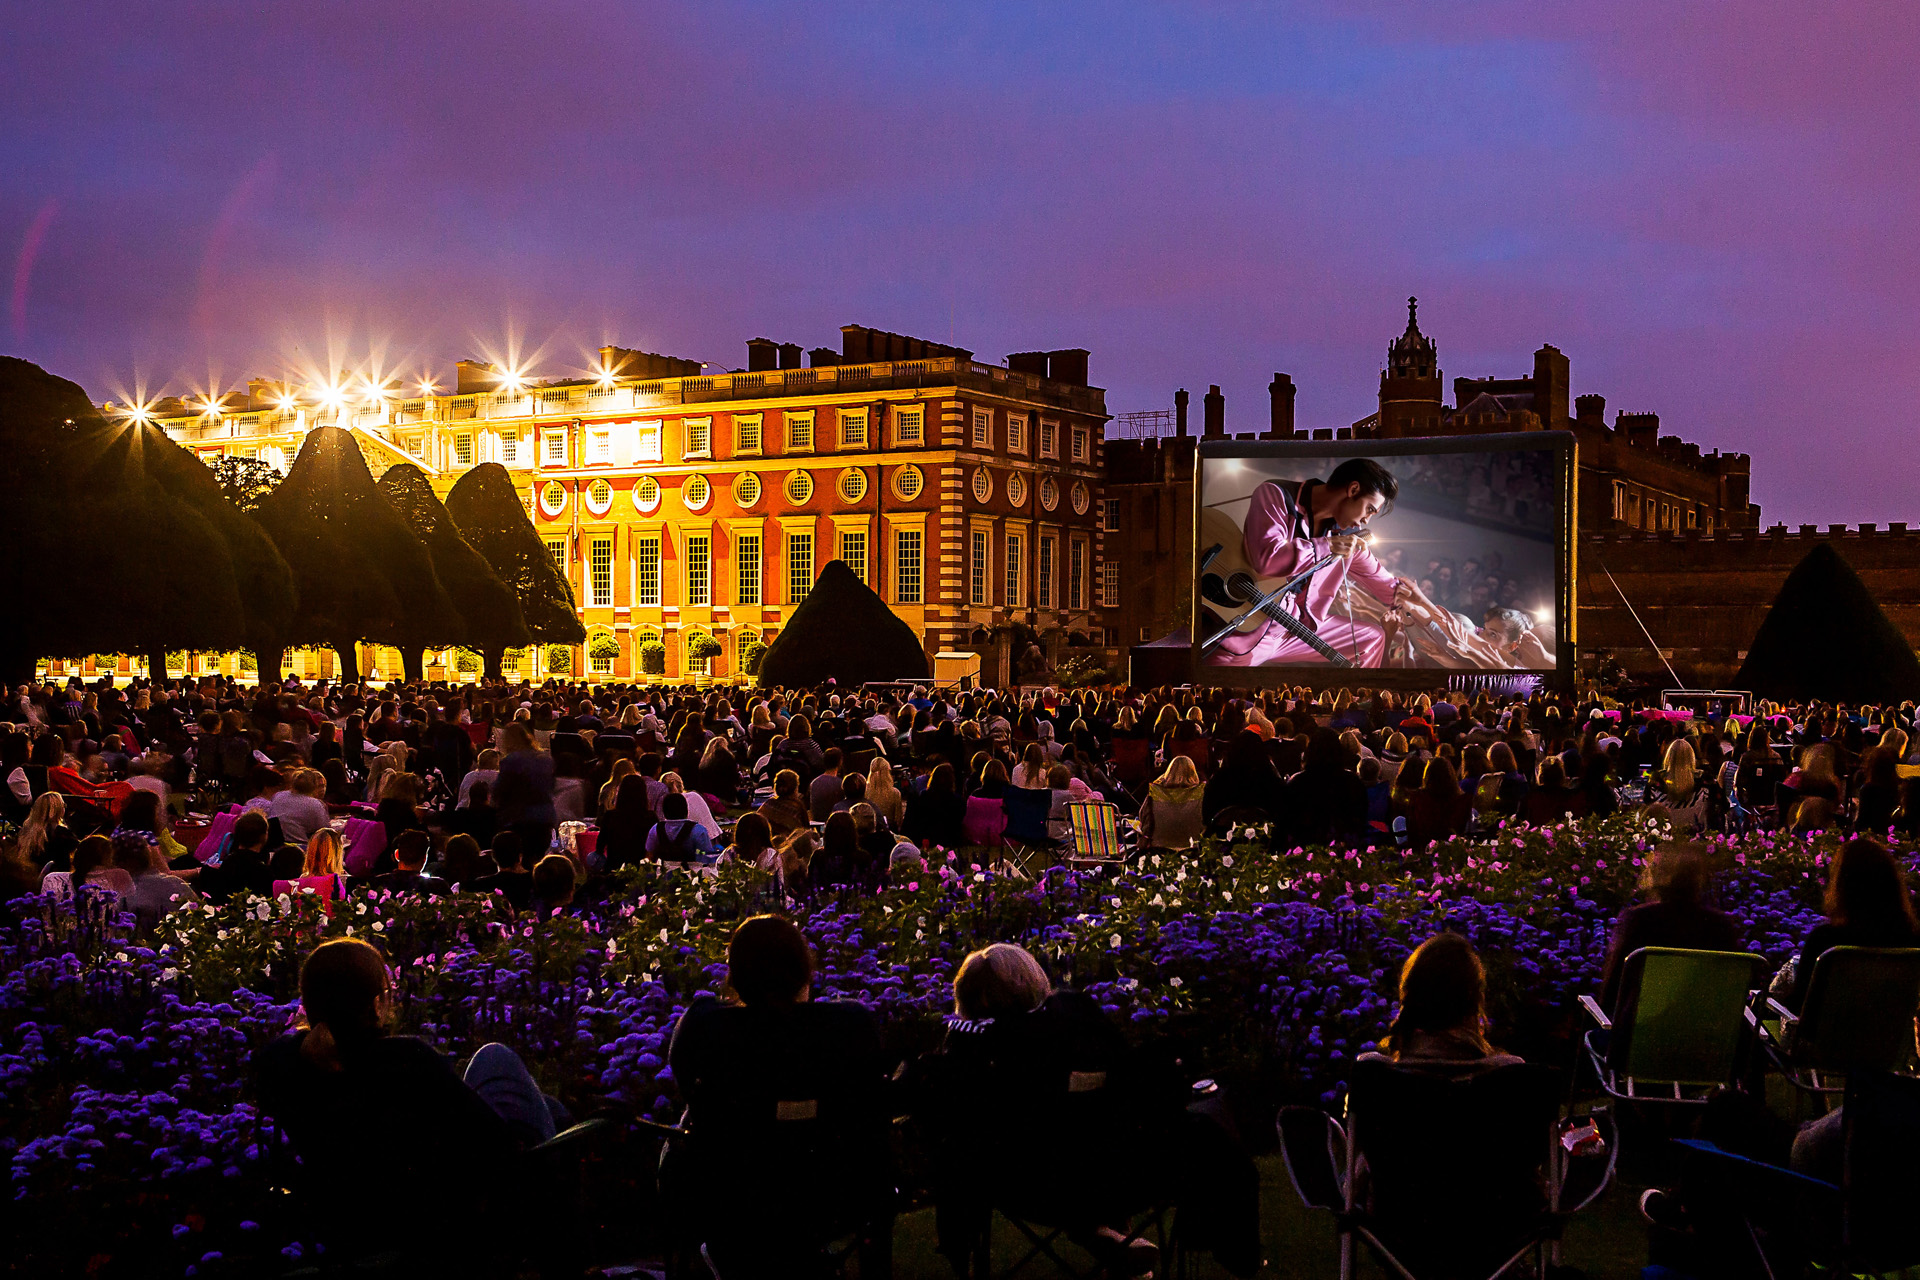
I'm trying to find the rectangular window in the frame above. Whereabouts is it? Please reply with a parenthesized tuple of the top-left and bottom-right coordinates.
(685, 534, 711, 605)
(735, 414, 762, 454)
(634, 535, 660, 605)
(786, 412, 814, 452)
(406, 434, 425, 458)
(1687, 507, 1698, 530)
(894, 407, 923, 445)
(1071, 425, 1090, 462)
(971, 408, 992, 449)
(589, 536, 614, 606)
(454, 433, 474, 466)
(1611, 480, 1626, 521)
(1007, 415, 1027, 453)
(894, 528, 923, 604)
(840, 409, 868, 448)
(1005, 532, 1024, 607)
(1039, 420, 1059, 459)
(500, 431, 520, 464)
(636, 421, 662, 462)
(546, 536, 568, 581)
(587, 427, 612, 463)
(544, 429, 567, 464)
(683, 418, 711, 459)
(787, 531, 815, 603)
(839, 529, 867, 581)
(970, 529, 990, 605)
(1101, 498, 1121, 532)
(1037, 536, 1056, 608)
(1069, 540, 1086, 609)
(1101, 560, 1120, 608)
(686, 635, 711, 677)
(736, 533, 762, 604)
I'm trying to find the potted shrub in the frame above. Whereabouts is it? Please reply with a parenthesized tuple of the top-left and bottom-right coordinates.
(639, 640, 667, 677)
(588, 632, 622, 678)
(545, 644, 574, 676)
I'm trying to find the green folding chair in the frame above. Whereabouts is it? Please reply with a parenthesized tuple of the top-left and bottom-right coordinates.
(1065, 801, 1127, 868)
(1580, 948, 1770, 1105)
(1754, 946, 1920, 1095)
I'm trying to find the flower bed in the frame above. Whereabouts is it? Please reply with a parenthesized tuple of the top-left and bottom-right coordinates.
(0, 815, 1870, 1276)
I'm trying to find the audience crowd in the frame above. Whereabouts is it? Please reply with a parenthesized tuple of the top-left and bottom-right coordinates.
(6, 668, 1920, 1276)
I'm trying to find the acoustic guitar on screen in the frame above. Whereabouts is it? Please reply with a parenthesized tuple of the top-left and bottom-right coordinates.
(1196, 506, 1359, 668)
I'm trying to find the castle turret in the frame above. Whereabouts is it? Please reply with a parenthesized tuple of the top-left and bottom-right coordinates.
(1378, 296, 1442, 437)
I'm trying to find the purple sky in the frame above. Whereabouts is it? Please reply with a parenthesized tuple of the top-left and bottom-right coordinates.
(6, 1, 1916, 525)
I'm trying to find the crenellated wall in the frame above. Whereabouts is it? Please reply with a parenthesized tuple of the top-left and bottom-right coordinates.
(1578, 523, 1920, 686)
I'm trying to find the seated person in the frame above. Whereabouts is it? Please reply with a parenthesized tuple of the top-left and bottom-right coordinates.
(665, 916, 890, 1274)
(40, 833, 134, 902)
(717, 812, 778, 873)
(369, 830, 447, 896)
(434, 832, 491, 888)
(1779, 836, 1920, 1012)
(127, 838, 201, 933)
(471, 832, 534, 911)
(918, 944, 1260, 1278)
(646, 793, 717, 865)
(756, 769, 810, 839)
(444, 779, 499, 847)
(1360, 932, 1522, 1077)
(254, 938, 564, 1267)
(202, 810, 276, 903)
(888, 840, 927, 884)
(529, 853, 576, 919)
(1598, 842, 1741, 1013)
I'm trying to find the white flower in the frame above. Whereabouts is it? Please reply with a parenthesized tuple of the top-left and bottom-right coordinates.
(1150, 893, 1166, 906)
(371, 921, 385, 932)
(973, 872, 987, 883)
(1169, 976, 1184, 988)
(659, 928, 669, 943)
(356, 902, 368, 916)
(1110, 933, 1122, 948)
(254, 901, 271, 922)
(114, 951, 129, 963)
(161, 967, 179, 982)
(216, 930, 229, 942)
(1221, 855, 1234, 868)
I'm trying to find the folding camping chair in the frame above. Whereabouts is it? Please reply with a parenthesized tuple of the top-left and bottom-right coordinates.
(1109, 737, 1154, 794)
(1000, 787, 1060, 869)
(1065, 801, 1128, 869)
(1279, 1060, 1613, 1280)
(1580, 947, 1770, 1107)
(1666, 1070, 1920, 1278)
(1752, 946, 1920, 1096)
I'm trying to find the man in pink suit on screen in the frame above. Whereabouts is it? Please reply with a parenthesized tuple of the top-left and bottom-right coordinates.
(1209, 458, 1409, 668)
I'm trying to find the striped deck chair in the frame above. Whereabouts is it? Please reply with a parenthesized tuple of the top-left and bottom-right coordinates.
(1066, 801, 1126, 867)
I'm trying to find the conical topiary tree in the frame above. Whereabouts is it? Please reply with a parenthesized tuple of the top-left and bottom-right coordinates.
(379, 463, 528, 681)
(756, 559, 930, 688)
(253, 425, 461, 683)
(1735, 542, 1920, 703)
(445, 462, 584, 678)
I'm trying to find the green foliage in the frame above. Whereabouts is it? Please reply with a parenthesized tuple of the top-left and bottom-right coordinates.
(588, 631, 622, 661)
(379, 463, 528, 653)
(686, 631, 722, 660)
(206, 455, 281, 513)
(91, 654, 118, 670)
(740, 637, 767, 676)
(639, 641, 666, 675)
(454, 648, 482, 673)
(545, 644, 574, 674)
(253, 426, 460, 653)
(1055, 651, 1112, 688)
(445, 463, 585, 646)
(163, 650, 186, 670)
(758, 559, 929, 687)
(238, 651, 257, 673)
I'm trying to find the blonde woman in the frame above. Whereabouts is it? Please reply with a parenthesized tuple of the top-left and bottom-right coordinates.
(865, 756, 906, 828)
(1138, 755, 1205, 851)
(598, 758, 637, 813)
(662, 771, 722, 839)
(292, 829, 348, 909)
(1654, 739, 1707, 834)
(16, 793, 74, 872)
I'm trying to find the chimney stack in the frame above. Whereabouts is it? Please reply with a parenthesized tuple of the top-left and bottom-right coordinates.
(1203, 385, 1225, 439)
(778, 343, 803, 370)
(1575, 393, 1605, 427)
(1174, 388, 1189, 437)
(746, 338, 779, 373)
(1266, 373, 1296, 439)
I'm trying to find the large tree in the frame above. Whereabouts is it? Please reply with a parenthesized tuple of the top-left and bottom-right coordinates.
(756, 558, 930, 688)
(378, 463, 528, 681)
(253, 425, 460, 683)
(444, 463, 583, 678)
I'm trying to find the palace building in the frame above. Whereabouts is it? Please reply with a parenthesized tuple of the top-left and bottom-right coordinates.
(134, 325, 1113, 683)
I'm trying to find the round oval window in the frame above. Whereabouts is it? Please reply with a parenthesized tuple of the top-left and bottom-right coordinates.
(785, 471, 814, 504)
(839, 469, 868, 502)
(586, 478, 612, 513)
(972, 468, 993, 503)
(634, 476, 661, 512)
(1006, 473, 1027, 506)
(1039, 477, 1059, 511)
(540, 481, 568, 516)
(684, 475, 711, 510)
(734, 472, 761, 508)
(1071, 481, 1090, 515)
(893, 465, 923, 500)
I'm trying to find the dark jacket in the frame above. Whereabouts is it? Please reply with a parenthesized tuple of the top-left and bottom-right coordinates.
(1598, 899, 1742, 1012)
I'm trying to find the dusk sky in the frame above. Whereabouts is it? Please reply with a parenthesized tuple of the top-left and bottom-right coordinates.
(6, 1, 1916, 526)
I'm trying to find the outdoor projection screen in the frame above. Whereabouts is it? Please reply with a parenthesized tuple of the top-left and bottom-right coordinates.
(1191, 432, 1575, 689)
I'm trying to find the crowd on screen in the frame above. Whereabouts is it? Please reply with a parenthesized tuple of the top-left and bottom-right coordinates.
(5, 670, 1919, 1273)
